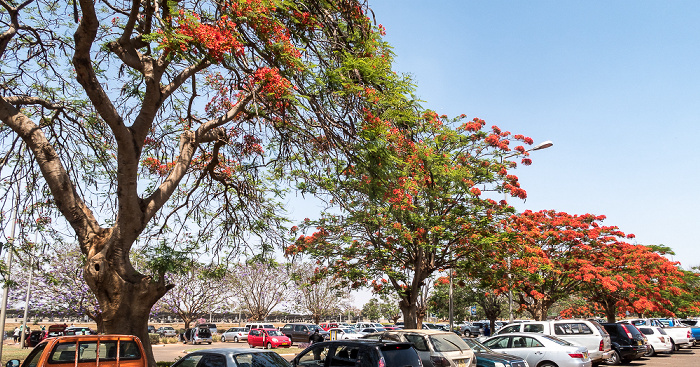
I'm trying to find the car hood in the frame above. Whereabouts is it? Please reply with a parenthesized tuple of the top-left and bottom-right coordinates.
(475, 351, 525, 363)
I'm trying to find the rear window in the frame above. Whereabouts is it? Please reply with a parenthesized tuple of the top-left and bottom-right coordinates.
(380, 345, 422, 367)
(234, 352, 290, 367)
(638, 327, 653, 334)
(554, 322, 593, 335)
(429, 333, 470, 352)
(523, 324, 544, 333)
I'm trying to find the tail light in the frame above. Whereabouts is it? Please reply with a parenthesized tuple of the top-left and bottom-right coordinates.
(688, 330, 692, 339)
(430, 356, 451, 367)
(622, 325, 634, 339)
(659, 336, 665, 343)
(599, 339, 604, 351)
(569, 353, 585, 359)
(378, 357, 385, 367)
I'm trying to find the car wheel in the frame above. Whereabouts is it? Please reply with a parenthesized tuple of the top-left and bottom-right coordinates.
(234, 336, 239, 343)
(537, 363, 557, 367)
(606, 350, 621, 365)
(208, 342, 211, 345)
(671, 339, 677, 352)
(221, 336, 226, 343)
(644, 345, 655, 357)
(266, 342, 272, 349)
(249, 344, 254, 348)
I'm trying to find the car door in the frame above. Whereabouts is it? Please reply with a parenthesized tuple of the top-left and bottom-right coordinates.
(507, 336, 546, 367)
(249, 329, 262, 346)
(402, 333, 433, 367)
(294, 343, 332, 367)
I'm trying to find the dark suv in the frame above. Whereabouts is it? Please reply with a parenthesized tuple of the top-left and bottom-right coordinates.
(280, 323, 330, 344)
(292, 339, 422, 367)
(601, 323, 647, 364)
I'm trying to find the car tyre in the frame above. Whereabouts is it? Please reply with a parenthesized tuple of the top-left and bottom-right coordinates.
(537, 363, 557, 367)
(249, 344, 254, 348)
(606, 350, 621, 365)
(671, 339, 677, 352)
(266, 342, 272, 349)
(644, 345, 655, 357)
(221, 336, 226, 343)
(234, 336, 239, 343)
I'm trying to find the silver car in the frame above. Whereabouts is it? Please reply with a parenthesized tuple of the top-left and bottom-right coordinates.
(483, 333, 591, 367)
(363, 329, 476, 367)
(171, 348, 290, 367)
(221, 327, 249, 343)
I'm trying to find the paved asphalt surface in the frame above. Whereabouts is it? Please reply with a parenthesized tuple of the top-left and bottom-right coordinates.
(153, 341, 700, 366)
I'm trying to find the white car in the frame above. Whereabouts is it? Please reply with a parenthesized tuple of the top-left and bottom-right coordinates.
(328, 327, 364, 340)
(221, 327, 249, 343)
(637, 326, 673, 356)
(484, 332, 592, 367)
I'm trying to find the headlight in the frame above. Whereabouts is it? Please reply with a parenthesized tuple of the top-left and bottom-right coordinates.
(271, 338, 279, 342)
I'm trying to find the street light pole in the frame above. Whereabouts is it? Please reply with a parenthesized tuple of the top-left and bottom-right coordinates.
(504, 140, 553, 324)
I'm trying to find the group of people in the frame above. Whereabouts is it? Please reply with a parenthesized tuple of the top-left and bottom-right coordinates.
(12, 325, 31, 344)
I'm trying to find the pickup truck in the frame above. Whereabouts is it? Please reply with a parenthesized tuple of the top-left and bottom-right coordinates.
(622, 318, 694, 350)
(6, 334, 146, 367)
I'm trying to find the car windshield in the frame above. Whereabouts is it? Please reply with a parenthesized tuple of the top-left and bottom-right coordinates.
(164, 327, 174, 330)
(234, 352, 291, 367)
(462, 338, 490, 353)
(267, 330, 284, 336)
(540, 334, 574, 346)
(307, 325, 322, 331)
(429, 333, 470, 352)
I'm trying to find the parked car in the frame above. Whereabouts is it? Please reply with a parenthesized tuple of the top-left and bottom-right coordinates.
(157, 326, 177, 337)
(483, 332, 591, 367)
(46, 324, 68, 337)
(600, 323, 646, 364)
(462, 337, 529, 367)
(637, 326, 673, 356)
(6, 334, 146, 367)
(147, 325, 156, 334)
(354, 322, 385, 330)
(621, 318, 693, 350)
(182, 326, 213, 345)
(221, 327, 249, 343)
(170, 348, 290, 367)
(291, 339, 422, 367)
(64, 327, 93, 336)
(280, 323, 330, 344)
(248, 328, 291, 349)
(328, 327, 364, 340)
(199, 323, 218, 334)
(362, 329, 476, 367)
(319, 322, 350, 331)
(246, 322, 276, 330)
(461, 322, 484, 337)
(492, 319, 612, 365)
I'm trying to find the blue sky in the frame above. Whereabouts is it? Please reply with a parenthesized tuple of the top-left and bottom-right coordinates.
(361, 1, 700, 270)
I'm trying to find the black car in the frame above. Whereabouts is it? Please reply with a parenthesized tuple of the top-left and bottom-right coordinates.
(601, 323, 647, 364)
(462, 338, 528, 367)
(280, 323, 330, 344)
(292, 339, 422, 367)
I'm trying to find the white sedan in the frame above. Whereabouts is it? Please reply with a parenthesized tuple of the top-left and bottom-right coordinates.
(637, 326, 673, 356)
(328, 327, 365, 340)
(483, 332, 592, 367)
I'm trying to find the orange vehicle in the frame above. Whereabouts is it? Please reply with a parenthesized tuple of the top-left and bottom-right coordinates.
(6, 334, 147, 367)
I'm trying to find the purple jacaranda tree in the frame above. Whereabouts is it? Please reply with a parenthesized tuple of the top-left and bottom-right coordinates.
(229, 261, 291, 321)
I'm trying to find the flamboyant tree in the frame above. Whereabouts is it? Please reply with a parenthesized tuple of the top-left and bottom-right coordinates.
(0, 1, 402, 363)
(576, 242, 696, 322)
(286, 110, 536, 328)
(468, 210, 634, 321)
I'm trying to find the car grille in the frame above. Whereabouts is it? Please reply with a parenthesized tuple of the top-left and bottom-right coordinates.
(510, 362, 528, 367)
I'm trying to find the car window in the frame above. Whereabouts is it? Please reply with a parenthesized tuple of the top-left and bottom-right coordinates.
(638, 327, 653, 335)
(522, 337, 543, 348)
(380, 345, 422, 367)
(23, 342, 47, 367)
(330, 345, 361, 367)
(234, 352, 291, 367)
(499, 325, 520, 334)
(484, 337, 510, 349)
(540, 334, 573, 346)
(297, 345, 331, 367)
(429, 333, 470, 352)
(657, 328, 668, 335)
(251, 330, 261, 337)
(404, 334, 429, 351)
(175, 354, 202, 367)
(555, 323, 593, 335)
(267, 330, 284, 337)
(49, 342, 77, 363)
(523, 324, 544, 333)
(198, 354, 226, 367)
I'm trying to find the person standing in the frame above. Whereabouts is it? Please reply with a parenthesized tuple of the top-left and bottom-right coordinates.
(13, 327, 20, 343)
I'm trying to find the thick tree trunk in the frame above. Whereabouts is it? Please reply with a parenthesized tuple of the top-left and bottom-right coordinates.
(84, 250, 171, 367)
(400, 298, 419, 329)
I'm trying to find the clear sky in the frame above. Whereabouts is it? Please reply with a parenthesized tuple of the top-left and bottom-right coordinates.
(363, 1, 700, 270)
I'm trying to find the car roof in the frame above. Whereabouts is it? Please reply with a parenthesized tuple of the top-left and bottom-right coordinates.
(382, 329, 454, 335)
(187, 348, 278, 355)
(313, 339, 413, 347)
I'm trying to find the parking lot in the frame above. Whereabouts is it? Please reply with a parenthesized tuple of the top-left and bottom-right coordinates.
(624, 348, 697, 367)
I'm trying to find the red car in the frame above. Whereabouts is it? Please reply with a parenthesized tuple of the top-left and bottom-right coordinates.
(248, 328, 291, 349)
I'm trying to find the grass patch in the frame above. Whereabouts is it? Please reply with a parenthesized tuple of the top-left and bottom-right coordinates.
(1, 345, 32, 365)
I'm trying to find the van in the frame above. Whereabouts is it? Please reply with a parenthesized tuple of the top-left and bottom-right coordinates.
(246, 322, 275, 330)
(495, 319, 612, 364)
(6, 334, 146, 367)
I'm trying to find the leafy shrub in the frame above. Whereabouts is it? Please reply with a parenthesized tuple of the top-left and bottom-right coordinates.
(148, 333, 161, 345)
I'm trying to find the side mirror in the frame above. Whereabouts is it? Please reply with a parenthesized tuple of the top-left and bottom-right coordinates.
(6, 360, 20, 367)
